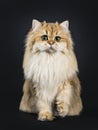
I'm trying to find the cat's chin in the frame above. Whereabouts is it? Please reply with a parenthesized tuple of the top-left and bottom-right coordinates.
(37, 47, 57, 54)
(45, 48, 57, 54)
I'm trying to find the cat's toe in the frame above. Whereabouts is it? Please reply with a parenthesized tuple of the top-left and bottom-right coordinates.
(56, 101, 69, 117)
(38, 111, 54, 121)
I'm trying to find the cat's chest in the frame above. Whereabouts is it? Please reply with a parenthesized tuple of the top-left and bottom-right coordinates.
(26, 52, 69, 87)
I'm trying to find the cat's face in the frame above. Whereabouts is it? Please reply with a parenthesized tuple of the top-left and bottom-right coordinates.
(27, 20, 73, 54)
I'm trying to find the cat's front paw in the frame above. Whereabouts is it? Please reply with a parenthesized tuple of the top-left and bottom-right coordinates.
(38, 111, 54, 121)
(55, 101, 69, 117)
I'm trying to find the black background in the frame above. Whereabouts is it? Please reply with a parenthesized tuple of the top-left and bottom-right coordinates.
(0, 0, 98, 130)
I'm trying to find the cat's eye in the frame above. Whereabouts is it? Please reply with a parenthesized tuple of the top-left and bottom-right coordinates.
(41, 35, 48, 41)
(54, 36, 61, 42)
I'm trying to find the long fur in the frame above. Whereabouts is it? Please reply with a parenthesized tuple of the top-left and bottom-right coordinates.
(19, 20, 83, 121)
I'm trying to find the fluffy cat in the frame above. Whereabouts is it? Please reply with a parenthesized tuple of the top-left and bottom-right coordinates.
(19, 19, 83, 121)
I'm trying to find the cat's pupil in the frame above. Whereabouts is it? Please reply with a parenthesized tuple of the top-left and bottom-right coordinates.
(55, 36, 61, 42)
(41, 35, 48, 41)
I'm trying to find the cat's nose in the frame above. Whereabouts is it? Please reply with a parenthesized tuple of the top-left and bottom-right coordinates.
(48, 40, 55, 45)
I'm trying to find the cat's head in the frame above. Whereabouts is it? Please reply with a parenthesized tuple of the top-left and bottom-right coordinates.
(26, 19, 73, 54)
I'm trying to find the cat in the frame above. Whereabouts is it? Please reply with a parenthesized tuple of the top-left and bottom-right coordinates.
(19, 19, 83, 121)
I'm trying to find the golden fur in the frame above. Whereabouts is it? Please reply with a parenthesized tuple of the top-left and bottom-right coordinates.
(19, 19, 83, 121)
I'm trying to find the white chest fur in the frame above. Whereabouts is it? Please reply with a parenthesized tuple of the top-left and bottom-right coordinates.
(24, 52, 77, 101)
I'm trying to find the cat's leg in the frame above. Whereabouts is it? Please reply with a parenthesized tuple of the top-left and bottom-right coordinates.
(67, 75, 83, 116)
(55, 81, 73, 117)
(19, 80, 36, 113)
(37, 99, 54, 121)
(55, 76, 83, 117)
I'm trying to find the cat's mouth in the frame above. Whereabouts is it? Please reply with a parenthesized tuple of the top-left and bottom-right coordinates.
(45, 46, 57, 54)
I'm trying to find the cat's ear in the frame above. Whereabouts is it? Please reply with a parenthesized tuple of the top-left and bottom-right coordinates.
(32, 19, 41, 32)
(60, 20, 69, 31)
